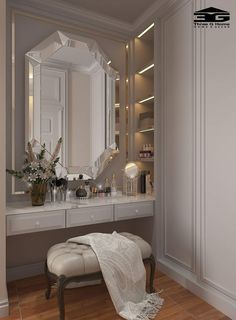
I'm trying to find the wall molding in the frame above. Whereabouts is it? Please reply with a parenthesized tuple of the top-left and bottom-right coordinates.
(8, 0, 131, 41)
(159, 0, 236, 307)
(161, 0, 196, 272)
(158, 258, 236, 320)
(133, 0, 178, 35)
(8, 0, 181, 39)
(197, 0, 236, 302)
(0, 300, 9, 318)
(0, 1, 8, 317)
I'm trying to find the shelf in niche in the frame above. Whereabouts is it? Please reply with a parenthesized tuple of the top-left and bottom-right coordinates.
(137, 96, 154, 104)
(138, 158, 154, 163)
(137, 23, 154, 42)
(138, 127, 154, 133)
(137, 62, 154, 77)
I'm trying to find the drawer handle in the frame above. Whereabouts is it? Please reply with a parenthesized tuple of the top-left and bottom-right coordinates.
(135, 209, 139, 213)
(35, 221, 40, 227)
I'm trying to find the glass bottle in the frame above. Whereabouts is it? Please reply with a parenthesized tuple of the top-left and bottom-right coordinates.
(104, 178, 111, 196)
(111, 173, 117, 196)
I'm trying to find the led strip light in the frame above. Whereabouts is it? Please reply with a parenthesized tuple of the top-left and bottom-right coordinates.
(138, 63, 154, 74)
(138, 96, 154, 104)
(137, 23, 154, 38)
(139, 128, 154, 133)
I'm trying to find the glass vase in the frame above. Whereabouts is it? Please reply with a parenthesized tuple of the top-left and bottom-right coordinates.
(31, 183, 47, 206)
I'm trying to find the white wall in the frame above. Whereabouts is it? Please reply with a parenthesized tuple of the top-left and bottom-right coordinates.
(157, 0, 236, 318)
(69, 71, 91, 167)
(0, 0, 9, 317)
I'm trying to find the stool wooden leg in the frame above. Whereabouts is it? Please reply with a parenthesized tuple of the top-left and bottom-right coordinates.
(57, 275, 67, 320)
(148, 254, 156, 293)
(44, 261, 52, 300)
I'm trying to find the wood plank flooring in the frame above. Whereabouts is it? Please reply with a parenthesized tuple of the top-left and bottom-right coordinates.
(3, 270, 231, 320)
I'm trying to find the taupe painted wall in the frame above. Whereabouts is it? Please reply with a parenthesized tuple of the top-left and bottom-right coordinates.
(5, 4, 133, 274)
(0, 0, 8, 316)
(6, 7, 127, 202)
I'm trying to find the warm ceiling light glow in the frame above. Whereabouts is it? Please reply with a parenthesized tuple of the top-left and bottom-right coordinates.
(126, 44, 129, 49)
(126, 78, 129, 83)
(138, 63, 154, 74)
(126, 106, 129, 109)
(139, 128, 154, 133)
(107, 60, 111, 65)
(138, 96, 154, 104)
(29, 72, 33, 79)
(137, 23, 154, 38)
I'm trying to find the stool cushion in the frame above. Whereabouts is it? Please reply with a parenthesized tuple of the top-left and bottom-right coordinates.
(47, 233, 152, 277)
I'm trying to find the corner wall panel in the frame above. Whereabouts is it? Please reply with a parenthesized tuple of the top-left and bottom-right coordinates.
(201, 0, 236, 299)
(162, 0, 195, 270)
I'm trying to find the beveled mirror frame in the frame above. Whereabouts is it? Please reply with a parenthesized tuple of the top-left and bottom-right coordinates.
(25, 30, 119, 180)
(10, 9, 127, 195)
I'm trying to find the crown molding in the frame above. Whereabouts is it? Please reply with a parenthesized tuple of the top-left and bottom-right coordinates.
(8, 0, 178, 40)
(8, 0, 131, 41)
(132, 0, 180, 35)
(8, 0, 178, 41)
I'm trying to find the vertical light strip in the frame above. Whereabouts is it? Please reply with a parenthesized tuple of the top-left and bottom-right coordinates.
(11, 11, 24, 194)
(11, 10, 16, 194)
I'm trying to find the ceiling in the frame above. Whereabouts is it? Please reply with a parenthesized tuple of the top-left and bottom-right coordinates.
(57, 0, 158, 23)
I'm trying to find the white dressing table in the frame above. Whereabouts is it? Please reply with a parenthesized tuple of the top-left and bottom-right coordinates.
(6, 195, 155, 236)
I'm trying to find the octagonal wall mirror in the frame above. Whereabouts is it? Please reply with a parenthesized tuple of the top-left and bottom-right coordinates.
(25, 31, 119, 180)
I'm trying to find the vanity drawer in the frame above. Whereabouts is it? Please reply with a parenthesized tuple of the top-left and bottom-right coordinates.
(114, 201, 154, 221)
(67, 205, 113, 227)
(7, 210, 66, 236)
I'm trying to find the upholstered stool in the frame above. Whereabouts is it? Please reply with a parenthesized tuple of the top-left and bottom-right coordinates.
(45, 232, 156, 320)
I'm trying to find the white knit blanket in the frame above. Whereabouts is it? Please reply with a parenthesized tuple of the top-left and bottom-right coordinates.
(68, 232, 163, 320)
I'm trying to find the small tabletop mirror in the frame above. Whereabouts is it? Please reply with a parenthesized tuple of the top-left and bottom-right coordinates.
(123, 162, 139, 196)
(25, 31, 119, 179)
(124, 162, 139, 179)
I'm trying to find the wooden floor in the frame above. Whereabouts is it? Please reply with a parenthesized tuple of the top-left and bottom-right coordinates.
(3, 270, 230, 320)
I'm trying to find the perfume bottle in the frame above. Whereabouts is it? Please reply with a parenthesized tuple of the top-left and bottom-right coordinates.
(111, 173, 117, 196)
(104, 178, 111, 196)
(84, 181, 91, 198)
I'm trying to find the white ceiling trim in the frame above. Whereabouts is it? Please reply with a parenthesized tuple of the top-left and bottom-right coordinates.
(8, 0, 176, 40)
(8, 0, 131, 41)
(132, 0, 178, 34)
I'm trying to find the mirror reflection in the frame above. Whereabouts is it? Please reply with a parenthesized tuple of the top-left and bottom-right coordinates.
(25, 31, 119, 179)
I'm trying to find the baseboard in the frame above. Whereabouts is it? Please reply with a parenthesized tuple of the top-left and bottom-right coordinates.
(6, 262, 102, 288)
(0, 299, 9, 318)
(158, 258, 236, 320)
(7, 261, 44, 282)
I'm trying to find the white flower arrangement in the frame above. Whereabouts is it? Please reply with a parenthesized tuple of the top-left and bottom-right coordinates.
(7, 138, 62, 185)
